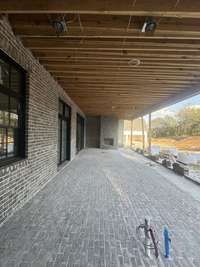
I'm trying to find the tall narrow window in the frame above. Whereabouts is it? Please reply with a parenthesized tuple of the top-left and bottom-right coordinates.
(0, 50, 26, 166)
(58, 100, 71, 165)
(76, 114, 85, 153)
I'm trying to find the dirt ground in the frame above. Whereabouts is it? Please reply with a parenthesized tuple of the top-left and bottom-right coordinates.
(152, 136, 200, 151)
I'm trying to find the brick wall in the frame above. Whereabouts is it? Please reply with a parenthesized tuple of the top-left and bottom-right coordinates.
(100, 116, 119, 149)
(0, 17, 85, 226)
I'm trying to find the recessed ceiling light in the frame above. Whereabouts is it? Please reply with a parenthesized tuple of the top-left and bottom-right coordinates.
(128, 58, 141, 67)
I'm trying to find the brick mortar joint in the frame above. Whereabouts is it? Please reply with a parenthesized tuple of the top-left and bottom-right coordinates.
(0, 159, 29, 177)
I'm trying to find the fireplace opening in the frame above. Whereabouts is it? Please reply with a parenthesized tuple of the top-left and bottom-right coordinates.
(104, 138, 114, 146)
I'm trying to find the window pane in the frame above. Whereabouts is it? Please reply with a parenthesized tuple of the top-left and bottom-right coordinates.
(58, 118, 61, 164)
(7, 128, 18, 157)
(0, 128, 6, 159)
(0, 58, 9, 89)
(64, 106, 70, 118)
(59, 101, 63, 115)
(0, 92, 9, 126)
(0, 52, 26, 164)
(10, 67, 22, 93)
(61, 120, 67, 162)
(10, 97, 19, 127)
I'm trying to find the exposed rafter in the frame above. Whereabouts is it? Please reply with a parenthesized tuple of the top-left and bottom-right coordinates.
(2, 2, 200, 118)
(1, 0, 200, 19)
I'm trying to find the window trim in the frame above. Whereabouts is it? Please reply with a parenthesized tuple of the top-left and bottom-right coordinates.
(0, 49, 27, 167)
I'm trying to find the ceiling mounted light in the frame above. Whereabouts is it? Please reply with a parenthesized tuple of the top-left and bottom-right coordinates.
(141, 17, 157, 33)
(49, 15, 79, 36)
(51, 17, 68, 35)
(49, 15, 69, 36)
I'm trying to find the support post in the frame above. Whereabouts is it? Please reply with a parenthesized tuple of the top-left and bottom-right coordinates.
(141, 116, 145, 153)
(148, 113, 151, 155)
(144, 218, 151, 258)
(130, 119, 133, 148)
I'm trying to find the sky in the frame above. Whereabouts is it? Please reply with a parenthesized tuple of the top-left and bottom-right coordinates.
(151, 93, 200, 119)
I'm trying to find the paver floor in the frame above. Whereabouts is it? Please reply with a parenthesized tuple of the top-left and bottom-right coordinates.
(0, 149, 200, 267)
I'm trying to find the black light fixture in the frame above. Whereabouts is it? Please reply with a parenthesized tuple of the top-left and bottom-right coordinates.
(50, 16, 68, 36)
(141, 17, 157, 33)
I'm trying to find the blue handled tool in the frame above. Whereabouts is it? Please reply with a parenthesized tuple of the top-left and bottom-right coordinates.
(164, 227, 171, 258)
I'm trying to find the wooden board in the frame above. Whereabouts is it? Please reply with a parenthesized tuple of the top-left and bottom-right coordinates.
(2, 2, 200, 118)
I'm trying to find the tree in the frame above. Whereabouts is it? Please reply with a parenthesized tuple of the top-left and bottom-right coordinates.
(177, 106, 200, 136)
(151, 115, 177, 137)
(151, 106, 200, 138)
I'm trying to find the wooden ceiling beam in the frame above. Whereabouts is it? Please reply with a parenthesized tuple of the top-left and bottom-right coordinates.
(65, 92, 192, 99)
(40, 58, 200, 64)
(31, 47, 200, 52)
(63, 86, 186, 92)
(54, 77, 199, 83)
(61, 86, 187, 91)
(12, 26, 200, 40)
(55, 78, 199, 86)
(56, 78, 199, 85)
(65, 91, 180, 96)
(2, 0, 200, 19)
(71, 101, 164, 106)
(62, 88, 191, 95)
(46, 62, 200, 71)
(63, 88, 186, 93)
(56, 78, 197, 85)
(55, 68, 200, 76)
(58, 75, 195, 79)
(60, 86, 194, 91)
(57, 72, 198, 78)
(54, 79, 197, 85)
(38, 55, 200, 61)
(49, 69, 200, 76)
(55, 79, 200, 86)
(22, 38, 200, 50)
(48, 64, 200, 72)
(55, 71, 200, 78)
(8, 15, 200, 31)
(63, 81, 189, 88)
(56, 74, 199, 81)
(61, 85, 187, 91)
(70, 95, 170, 99)
(44, 63, 200, 69)
(34, 50, 200, 58)
(76, 104, 157, 108)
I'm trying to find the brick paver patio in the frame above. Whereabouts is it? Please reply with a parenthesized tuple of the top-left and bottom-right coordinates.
(0, 149, 200, 267)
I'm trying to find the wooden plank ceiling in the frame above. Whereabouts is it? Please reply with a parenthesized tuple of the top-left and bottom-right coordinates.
(2, 1, 200, 118)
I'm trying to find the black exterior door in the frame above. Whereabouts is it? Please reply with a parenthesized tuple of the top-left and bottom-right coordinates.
(58, 100, 71, 165)
(76, 114, 84, 153)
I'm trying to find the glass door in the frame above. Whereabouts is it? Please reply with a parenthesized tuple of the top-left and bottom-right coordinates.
(76, 114, 85, 153)
(58, 100, 71, 165)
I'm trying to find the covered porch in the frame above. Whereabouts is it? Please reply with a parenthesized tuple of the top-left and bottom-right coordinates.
(1, 2, 200, 267)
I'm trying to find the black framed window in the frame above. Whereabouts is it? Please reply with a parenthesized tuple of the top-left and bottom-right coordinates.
(58, 100, 71, 165)
(76, 114, 85, 153)
(0, 50, 26, 166)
